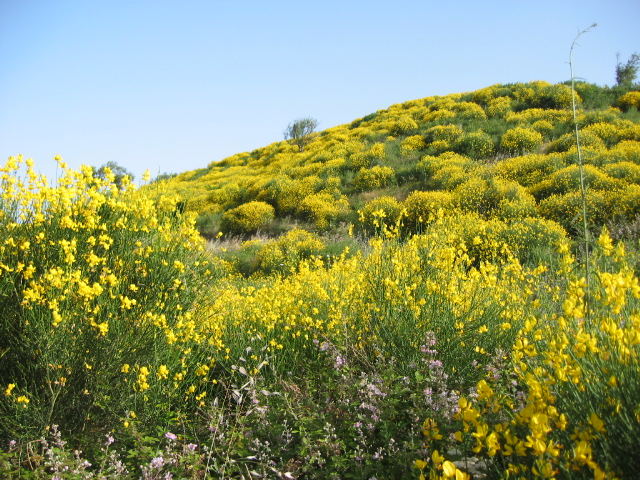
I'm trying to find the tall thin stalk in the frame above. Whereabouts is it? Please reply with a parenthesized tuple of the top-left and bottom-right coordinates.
(569, 23, 597, 322)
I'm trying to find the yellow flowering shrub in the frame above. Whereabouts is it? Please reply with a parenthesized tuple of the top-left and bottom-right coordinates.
(400, 135, 427, 155)
(492, 153, 567, 187)
(0, 156, 223, 436)
(368, 142, 386, 160)
(530, 119, 554, 137)
(207, 182, 245, 208)
(579, 107, 621, 126)
(264, 175, 322, 214)
(319, 156, 347, 176)
(454, 177, 536, 219)
(602, 161, 640, 184)
(425, 124, 463, 143)
(610, 139, 640, 161)
(548, 131, 606, 153)
(538, 189, 614, 231)
(450, 101, 487, 120)
(390, 115, 418, 135)
(222, 201, 275, 233)
(357, 196, 402, 234)
(505, 108, 572, 124)
(5, 80, 629, 478)
(471, 84, 501, 105)
(617, 90, 640, 111)
(353, 166, 396, 192)
(499, 216, 568, 257)
(422, 109, 456, 123)
(619, 123, 640, 141)
(402, 191, 454, 231)
(297, 192, 350, 230)
(500, 127, 544, 154)
(530, 164, 623, 200)
(426, 140, 450, 155)
(346, 152, 372, 170)
(616, 183, 640, 219)
(513, 82, 575, 109)
(256, 229, 325, 274)
(582, 122, 622, 147)
(421, 232, 639, 479)
(486, 96, 512, 117)
(418, 152, 474, 190)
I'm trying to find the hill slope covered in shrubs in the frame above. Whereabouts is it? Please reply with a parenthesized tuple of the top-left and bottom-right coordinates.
(155, 81, 640, 247)
(2, 81, 640, 479)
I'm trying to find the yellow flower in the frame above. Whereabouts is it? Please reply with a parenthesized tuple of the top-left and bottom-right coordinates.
(476, 379, 493, 401)
(442, 460, 457, 478)
(414, 459, 427, 470)
(157, 365, 169, 380)
(589, 413, 606, 433)
(5, 383, 16, 396)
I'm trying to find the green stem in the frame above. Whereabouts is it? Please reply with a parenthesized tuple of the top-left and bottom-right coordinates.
(569, 23, 596, 324)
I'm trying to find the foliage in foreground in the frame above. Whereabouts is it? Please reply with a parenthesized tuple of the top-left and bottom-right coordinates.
(1, 157, 639, 477)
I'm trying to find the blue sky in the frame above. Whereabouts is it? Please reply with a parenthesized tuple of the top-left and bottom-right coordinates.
(1, 0, 639, 182)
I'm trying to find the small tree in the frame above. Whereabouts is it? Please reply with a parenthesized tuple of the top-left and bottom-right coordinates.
(95, 161, 134, 189)
(284, 117, 318, 152)
(615, 52, 640, 88)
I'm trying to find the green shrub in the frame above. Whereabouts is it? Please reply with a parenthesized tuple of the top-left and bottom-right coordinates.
(257, 229, 325, 274)
(454, 130, 495, 159)
(570, 81, 624, 110)
(196, 210, 224, 238)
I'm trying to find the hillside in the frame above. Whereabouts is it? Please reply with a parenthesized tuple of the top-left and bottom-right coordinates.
(2, 81, 640, 479)
(153, 81, 640, 246)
